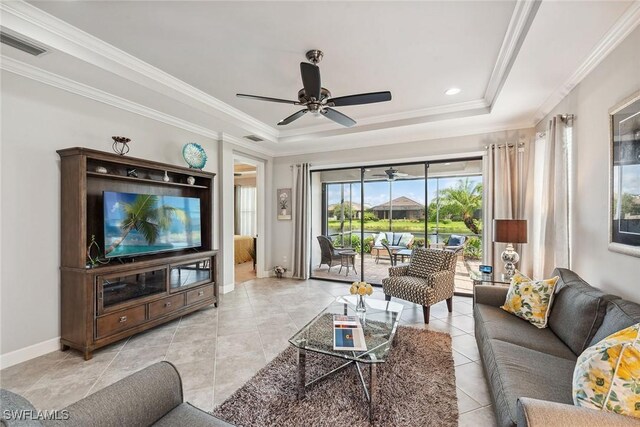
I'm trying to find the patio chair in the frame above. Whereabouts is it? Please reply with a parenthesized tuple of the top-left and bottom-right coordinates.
(381, 242, 396, 267)
(316, 235, 347, 271)
(382, 248, 457, 323)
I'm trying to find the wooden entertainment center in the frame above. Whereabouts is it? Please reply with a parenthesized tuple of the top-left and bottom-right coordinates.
(57, 147, 217, 360)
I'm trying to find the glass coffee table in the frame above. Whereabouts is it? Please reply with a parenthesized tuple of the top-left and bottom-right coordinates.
(289, 295, 403, 422)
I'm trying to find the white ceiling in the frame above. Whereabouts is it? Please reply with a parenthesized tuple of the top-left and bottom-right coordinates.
(28, 0, 516, 129)
(2, 0, 639, 156)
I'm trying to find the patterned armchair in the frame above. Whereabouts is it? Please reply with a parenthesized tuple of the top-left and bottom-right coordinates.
(382, 248, 457, 323)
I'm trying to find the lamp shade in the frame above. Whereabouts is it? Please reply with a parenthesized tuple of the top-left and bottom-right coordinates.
(493, 219, 528, 243)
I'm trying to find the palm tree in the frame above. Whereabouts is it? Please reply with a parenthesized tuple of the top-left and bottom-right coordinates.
(438, 178, 483, 235)
(106, 195, 187, 255)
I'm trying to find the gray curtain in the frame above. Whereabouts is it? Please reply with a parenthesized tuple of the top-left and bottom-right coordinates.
(291, 163, 310, 279)
(484, 141, 529, 269)
(529, 115, 573, 278)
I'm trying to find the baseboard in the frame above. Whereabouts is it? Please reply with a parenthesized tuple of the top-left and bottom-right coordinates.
(0, 337, 62, 370)
(219, 282, 235, 294)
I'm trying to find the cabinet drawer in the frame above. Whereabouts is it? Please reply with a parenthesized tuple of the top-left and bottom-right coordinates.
(149, 294, 185, 319)
(186, 284, 214, 305)
(96, 305, 146, 338)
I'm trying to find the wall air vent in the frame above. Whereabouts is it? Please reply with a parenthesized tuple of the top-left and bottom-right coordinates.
(0, 31, 47, 56)
(243, 135, 264, 142)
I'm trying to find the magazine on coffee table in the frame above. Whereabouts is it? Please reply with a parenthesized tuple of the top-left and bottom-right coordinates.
(333, 315, 367, 351)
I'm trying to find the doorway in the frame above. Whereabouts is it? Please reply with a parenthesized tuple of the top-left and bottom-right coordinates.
(310, 158, 483, 295)
(233, 162, 258, 284)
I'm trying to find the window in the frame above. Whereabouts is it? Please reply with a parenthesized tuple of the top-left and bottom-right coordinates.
(235, 186, 257, 236)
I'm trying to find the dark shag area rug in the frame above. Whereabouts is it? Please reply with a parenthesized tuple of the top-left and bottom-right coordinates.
(212, 326, 458, 426)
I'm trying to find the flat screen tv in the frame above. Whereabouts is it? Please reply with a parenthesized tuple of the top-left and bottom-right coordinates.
(103, 191, 202, 258)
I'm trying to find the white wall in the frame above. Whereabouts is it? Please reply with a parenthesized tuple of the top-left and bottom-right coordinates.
(270, 128, 534, 273)
(0, 72, 222, 362)
(536, 26, 640, 301)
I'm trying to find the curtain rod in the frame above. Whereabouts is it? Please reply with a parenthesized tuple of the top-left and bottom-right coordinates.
(484, 142, 526, 149)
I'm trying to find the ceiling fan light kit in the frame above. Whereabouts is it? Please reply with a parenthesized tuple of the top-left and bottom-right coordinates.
(237, 49, 392, 127)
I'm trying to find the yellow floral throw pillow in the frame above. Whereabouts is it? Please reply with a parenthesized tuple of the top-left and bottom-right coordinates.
(573, 323, 640, 418)
(500, 272, 559, 328)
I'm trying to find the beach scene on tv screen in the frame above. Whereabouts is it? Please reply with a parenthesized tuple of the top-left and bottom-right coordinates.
(103, 192, 202, 257)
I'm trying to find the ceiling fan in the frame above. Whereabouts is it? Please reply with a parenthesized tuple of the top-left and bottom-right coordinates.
(371, 167, 410, 181)
(236, 50, 392, 128)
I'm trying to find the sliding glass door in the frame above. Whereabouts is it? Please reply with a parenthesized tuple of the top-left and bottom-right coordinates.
(310, 159, 483, 294)
(362, 165, 427, 284)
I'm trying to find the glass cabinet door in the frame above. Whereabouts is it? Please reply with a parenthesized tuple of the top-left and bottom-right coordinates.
(98, 267, 166, 311)
(170, 258, 211, 291)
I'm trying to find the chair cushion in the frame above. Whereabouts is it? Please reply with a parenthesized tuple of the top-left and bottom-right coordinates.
(373, 232, 386, 246)
(479, 339, 576, 427)
(407, 248, 444, 277)
(398, 233, 413, 247)
(548, 268, 609, 355)
(573, 323, 640, 418)
(154, 403, 234, 427)
(382, 276, 433, 306)
(474, 304, 577, 360)
(590, 298, 640, 346)
(447, 235, 463, 246)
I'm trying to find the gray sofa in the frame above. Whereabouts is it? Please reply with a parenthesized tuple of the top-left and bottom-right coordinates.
(474, 268, 640, 427)
(1, 362, 233, 427)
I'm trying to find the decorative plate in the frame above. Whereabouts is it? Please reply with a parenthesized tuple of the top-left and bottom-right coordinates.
(182, 143, 207, 169)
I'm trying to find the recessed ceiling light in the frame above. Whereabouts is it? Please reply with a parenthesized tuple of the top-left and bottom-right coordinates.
(444, 163, 451, 166)
(445, 88, 461, 95)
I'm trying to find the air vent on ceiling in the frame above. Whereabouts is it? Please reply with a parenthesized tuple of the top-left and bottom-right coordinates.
(243, 135, 263, 142)
(0, 31, 47, 56)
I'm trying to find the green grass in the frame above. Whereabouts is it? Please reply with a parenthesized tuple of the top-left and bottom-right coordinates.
(327, 220, 476, 234)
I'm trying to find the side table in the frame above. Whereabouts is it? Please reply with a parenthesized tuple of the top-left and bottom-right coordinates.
(338, 251, 358, 276)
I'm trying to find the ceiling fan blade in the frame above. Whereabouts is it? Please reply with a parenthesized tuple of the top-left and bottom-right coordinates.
(328, 91, 392, 107)
(300, 62, 321, 100)
(277, 109, 308, 126)
(322, 108, 356, 127)
(395, 172, 409, 177)
(236, 94, 300, 105)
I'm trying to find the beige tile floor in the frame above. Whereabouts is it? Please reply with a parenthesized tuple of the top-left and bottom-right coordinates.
(0, 278, 496, 426)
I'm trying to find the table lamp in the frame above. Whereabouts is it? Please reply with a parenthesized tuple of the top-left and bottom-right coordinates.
(493, 219, 528, 279)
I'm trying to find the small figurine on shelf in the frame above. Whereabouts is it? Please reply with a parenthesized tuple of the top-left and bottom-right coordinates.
(182, 142, 207, 169)
(127, 168, 138, 178)
(187, 176, 196, 185)
(163, 171, 170, 182)
(95, 166, 108, 174)
(112, 136, 131, 156)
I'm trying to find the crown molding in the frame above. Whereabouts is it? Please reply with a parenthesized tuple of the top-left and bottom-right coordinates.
(532, 1, 640, 124)
(484, 0, 541, 107)
(278, 102, 492, 144)
(277, 98, 490, 139)
(0, 56, 276, 157)
(0, 0, 278, 142)
(1, 55, 532, 159)
(1, 0, 538, 143)
(275, 121, 534, 157)
(277, 0, 538, 141)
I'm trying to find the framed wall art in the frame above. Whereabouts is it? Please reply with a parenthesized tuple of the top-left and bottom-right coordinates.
(277, 188, 292, 220)
(609, 90, 640, 257)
